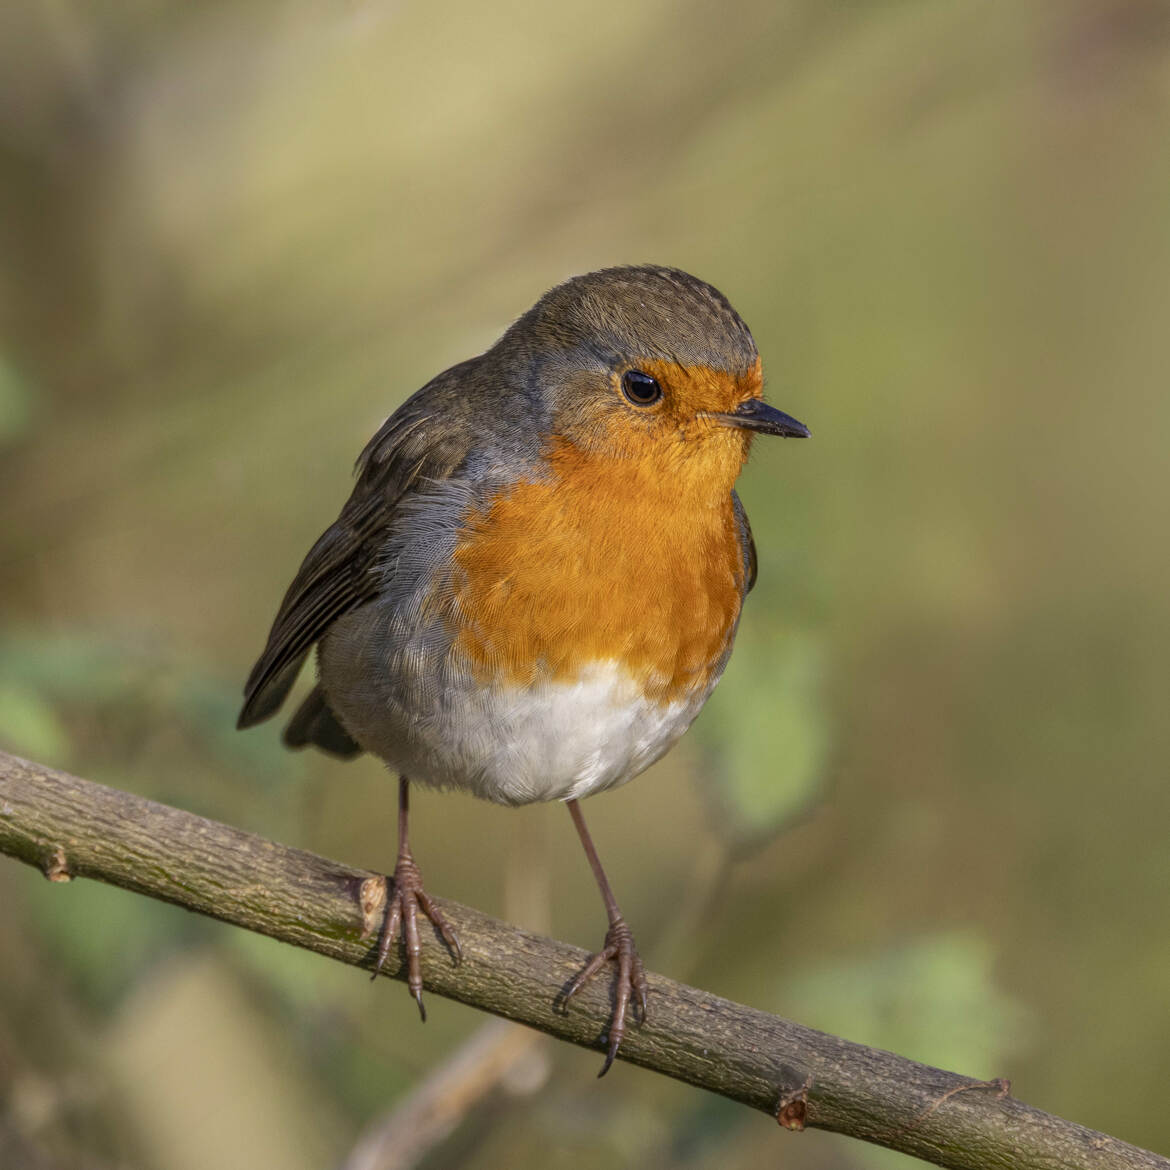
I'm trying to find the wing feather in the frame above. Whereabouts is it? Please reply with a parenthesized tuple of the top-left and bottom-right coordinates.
(731, 490, 758, 594)
(237, 375, 477, 730)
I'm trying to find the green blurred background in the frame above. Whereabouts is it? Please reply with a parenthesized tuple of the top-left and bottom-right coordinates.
(2, 1, 1168, 1167)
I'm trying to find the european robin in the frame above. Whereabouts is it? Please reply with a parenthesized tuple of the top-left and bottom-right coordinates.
(238, 265, 809, 1074)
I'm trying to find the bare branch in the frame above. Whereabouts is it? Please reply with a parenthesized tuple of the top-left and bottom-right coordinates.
(341, 1019, 548, 1170)
(0, 750, 1164, 1170)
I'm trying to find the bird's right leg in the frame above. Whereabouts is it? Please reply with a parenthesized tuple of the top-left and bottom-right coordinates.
(561, 798, 649, 1075)
(373, 776, 462, 1020)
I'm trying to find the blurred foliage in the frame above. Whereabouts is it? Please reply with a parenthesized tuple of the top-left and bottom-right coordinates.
(2, 0, 1169, 1168)
(0, 682, 67, 764)
(786, 932, 1030, 1170)
(0, 355, 35, 447)
(0, 629, 302, 793)
(695, 628, 831, 850)
(786, 931, 1029, 1085)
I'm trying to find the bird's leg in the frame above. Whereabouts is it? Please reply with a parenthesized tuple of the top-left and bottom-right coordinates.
(561, 798, 649, 1076)
(372, 776, 462, 1021)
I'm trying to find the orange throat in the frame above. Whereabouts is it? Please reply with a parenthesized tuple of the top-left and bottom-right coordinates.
(450, 435, 749, 703)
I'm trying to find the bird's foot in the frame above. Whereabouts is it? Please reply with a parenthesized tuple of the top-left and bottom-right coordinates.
(561, 916, 648, 1076)
(371, 851, 461, 1021)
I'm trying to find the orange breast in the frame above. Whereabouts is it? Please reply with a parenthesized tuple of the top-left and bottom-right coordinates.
(449, 438, 748, 703)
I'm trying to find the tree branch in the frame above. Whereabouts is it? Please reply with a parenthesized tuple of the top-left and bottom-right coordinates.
(0, 750, 1163, 1170)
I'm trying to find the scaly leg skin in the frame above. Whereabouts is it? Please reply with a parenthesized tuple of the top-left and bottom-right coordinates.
(371, 776, 461, 1021)
(561, 799, 650, 1076)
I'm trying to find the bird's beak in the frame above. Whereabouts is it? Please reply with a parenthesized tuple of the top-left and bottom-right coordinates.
(710, 398, 810, 438)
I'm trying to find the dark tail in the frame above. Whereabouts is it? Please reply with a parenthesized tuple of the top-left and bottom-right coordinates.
(282, 684, 363, 759)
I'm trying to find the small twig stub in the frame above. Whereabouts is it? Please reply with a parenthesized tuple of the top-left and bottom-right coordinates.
(44, 844, 72, 882)
(899, 1077, 1012, 1138)
(358, 875, 387, 940)
(776, 1075, 814, 1132)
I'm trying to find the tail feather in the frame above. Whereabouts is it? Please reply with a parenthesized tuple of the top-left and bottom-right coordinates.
(283, 684, 363, 759)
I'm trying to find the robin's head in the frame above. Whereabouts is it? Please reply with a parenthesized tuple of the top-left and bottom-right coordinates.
(506, 266, 808, 487)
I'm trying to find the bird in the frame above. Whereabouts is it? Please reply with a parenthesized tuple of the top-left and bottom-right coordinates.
(237, 264, 809, 1074)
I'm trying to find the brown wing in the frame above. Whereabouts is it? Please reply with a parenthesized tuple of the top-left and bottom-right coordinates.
(732, 490, 758, 594)
(237, 375, 477, 730)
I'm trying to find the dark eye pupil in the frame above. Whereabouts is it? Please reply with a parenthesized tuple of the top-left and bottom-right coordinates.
(621, 370, 662, 406)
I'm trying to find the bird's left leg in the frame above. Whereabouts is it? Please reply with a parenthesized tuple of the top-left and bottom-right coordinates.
(373, 776, 461, 1020)
(561, 798, 649, 1075)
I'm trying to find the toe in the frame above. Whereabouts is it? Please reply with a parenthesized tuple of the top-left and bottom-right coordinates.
(417, 890, 463, 964)
(402, 894, 426, 1020)
(598, 949, 633, 1078)
(562, 945, 616, 1007)
(372, 897, 403, 980)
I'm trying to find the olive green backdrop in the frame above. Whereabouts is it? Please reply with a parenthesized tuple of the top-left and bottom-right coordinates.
(2, 2, 1168, 1167)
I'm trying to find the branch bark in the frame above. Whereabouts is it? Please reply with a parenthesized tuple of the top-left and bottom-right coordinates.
(0, 749, 1164, 1170)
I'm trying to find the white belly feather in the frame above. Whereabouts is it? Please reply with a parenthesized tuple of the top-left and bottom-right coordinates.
(358, 659, 711, 806)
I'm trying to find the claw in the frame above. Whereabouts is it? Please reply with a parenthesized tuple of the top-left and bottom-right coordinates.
(370, 856, 460, 1021)
(563, 917, 648, 1075)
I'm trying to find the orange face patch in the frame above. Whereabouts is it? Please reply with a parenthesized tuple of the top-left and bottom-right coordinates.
(633, 355, 763, 423)
(553, 355, 765, 489)
(448, 424, 751, 702)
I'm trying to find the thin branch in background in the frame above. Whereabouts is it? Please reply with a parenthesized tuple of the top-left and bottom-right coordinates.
(340, 1019, 548, 1170)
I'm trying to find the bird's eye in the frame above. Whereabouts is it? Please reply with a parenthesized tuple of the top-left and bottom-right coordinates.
(621, 370, 663, 406)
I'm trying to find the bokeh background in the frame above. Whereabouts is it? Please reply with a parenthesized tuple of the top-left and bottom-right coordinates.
(2, 1, 1169, 1167)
